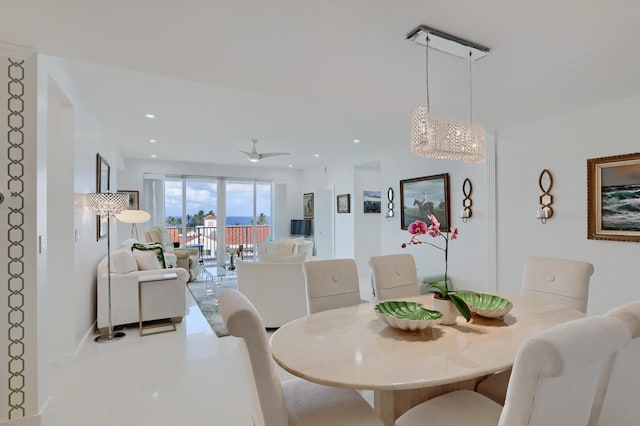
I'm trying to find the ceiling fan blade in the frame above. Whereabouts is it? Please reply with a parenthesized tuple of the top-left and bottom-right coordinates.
(258, 152, 290, 159)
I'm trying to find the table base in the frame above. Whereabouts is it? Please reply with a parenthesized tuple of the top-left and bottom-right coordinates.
(374, 376, 487, 426)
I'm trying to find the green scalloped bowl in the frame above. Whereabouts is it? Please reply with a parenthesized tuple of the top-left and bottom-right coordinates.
(455, 291, 513, 318)
(374, 301, 443, 331)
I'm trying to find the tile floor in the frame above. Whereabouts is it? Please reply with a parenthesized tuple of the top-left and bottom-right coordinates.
(45, 287, 373, 426)
(46, 291, 266, 426)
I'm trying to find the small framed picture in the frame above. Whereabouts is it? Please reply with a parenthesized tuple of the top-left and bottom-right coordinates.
(337, 194, 351, 213)
(118, 190, 139, 210)
(587, 152, 640, 242)
(303, 193, 314, 219)
(363, 190, 381, 214)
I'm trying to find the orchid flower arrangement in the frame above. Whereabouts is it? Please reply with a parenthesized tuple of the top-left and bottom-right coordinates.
(402, 215, 470, 321)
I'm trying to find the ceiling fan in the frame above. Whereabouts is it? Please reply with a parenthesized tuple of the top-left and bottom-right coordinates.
(234, 139, 290, 163)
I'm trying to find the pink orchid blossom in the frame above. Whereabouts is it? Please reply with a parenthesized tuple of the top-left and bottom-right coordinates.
(427, 214, 440, 229)
(408, 220, 428, 235)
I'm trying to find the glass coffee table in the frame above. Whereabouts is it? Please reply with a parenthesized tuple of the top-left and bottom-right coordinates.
(198, 266, 237, 303)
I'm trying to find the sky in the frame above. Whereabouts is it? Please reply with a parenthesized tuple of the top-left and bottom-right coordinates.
(164, 179, 271, 218)
(601, 162, 640, 187)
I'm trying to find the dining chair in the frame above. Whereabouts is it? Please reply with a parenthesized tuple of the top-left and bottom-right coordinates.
(218, 289, 384, 426)
(588, 300, 640, 426)
(394, 315, 630, 426)
(369, 253, 419, 301)
(303, 258, 362, 314)
(476, 255, 595, 404)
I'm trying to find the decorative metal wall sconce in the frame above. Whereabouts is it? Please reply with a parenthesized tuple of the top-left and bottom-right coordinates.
(537, 169, 554, 224)
(460, 178, 473, 222)
(385, 187, 395, 220)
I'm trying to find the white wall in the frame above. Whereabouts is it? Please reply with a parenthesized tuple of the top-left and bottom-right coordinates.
(496, 94, 640, 314)
(117, 158, 304, 244)
(303, 140, 491, 299)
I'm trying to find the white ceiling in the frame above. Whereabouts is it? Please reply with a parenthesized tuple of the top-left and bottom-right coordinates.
(2, 0, 640, 169)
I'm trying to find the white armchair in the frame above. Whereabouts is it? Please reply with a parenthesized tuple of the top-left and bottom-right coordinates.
(145, 226, 200, 281)
(96, 248, 189, 331)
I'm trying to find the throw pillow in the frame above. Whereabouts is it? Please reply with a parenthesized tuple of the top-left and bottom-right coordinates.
(259, 253, 306, 263)
(132, 242, 166, 269)
(295, 241, 313, 261)
(132, 249, 162, 271)
(109, 249, 138, 274)
(276, 242, 296, 256)
(279, 236, 305, 243)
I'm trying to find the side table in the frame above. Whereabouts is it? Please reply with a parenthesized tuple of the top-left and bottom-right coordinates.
(138, 272, 179, 336)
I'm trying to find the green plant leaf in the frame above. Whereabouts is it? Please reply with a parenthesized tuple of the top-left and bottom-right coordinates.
(425, 281, 447, 296)
(448, 293, 471, 322)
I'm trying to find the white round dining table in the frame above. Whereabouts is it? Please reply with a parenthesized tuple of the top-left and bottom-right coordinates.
(270, 293, 584, 426)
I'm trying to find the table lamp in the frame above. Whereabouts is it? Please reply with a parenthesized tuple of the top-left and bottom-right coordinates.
(116, 209, 151, 240)
(86, 192, 129, 343)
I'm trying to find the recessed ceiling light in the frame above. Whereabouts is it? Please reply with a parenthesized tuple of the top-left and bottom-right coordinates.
(288, 164, 293, 168)
(353, 139, 360, 143)
(149, 139, 157, 143)
(150, 154, 157, 158)
(314, 154, 320, 158)
(145, 113, 155, 119)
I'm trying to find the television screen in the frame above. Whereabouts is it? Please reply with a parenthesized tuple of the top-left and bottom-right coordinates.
(290, 219, 312, 236)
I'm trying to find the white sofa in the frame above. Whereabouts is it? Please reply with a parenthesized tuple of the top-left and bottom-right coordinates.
(236, 260, 308, 328)
(96, 245, 189, 331)
(255, 238, 314, 263)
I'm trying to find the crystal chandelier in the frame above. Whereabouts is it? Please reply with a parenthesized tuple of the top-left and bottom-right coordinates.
(407, 26, 490, 164)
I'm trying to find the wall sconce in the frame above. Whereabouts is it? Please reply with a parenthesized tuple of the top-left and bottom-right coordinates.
(385, 187, 395, 220)
(537, 169, 554, 224)
(460, 178, 473, 222)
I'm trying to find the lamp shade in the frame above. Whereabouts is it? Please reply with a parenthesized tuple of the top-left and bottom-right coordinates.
(410, 107, 486, 164)
(116, 209, 151, 224)
(86, 192, 129, 217)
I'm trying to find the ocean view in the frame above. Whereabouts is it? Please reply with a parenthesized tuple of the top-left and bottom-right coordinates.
(601, 184, 640, 230)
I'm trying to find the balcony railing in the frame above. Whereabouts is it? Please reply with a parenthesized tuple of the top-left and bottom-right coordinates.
(165, 224, 271, 264)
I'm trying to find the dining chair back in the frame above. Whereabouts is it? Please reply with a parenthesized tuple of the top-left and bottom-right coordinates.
(218, 289, 383, 426)
(477, 256, 595, 405)
(395, 315, 631, 426)
(589, 300, 640, 426)
(521, 256, 594, 313)
(303, 258, 361, 314)
(369, 253, 419, 301)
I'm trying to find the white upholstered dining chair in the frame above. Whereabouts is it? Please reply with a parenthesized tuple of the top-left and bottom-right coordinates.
(588, 300, 640, 426)
(369, 253, 419, 301)
(476, 256, 595, 404)
(218, 289, 383, 426)
(394, 315, 630, 426)
(303, 258, 362, 314)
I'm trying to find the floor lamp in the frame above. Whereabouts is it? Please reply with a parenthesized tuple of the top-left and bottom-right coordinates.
(86, 192, 129, 343)
(116, 209, 151, 240)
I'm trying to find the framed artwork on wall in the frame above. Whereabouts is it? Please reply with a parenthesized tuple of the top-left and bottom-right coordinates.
(303, 193, 314, 219)
(587, 152, 640, 242)
(400, 173, 450, 231)
(96, 153, 110, 240)
(337, 194, 350, 213)
(118, 190, 139, 210)
(363, 190, 381, 213)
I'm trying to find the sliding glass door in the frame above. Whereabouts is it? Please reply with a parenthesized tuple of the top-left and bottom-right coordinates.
(164, 175, 271, 265)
